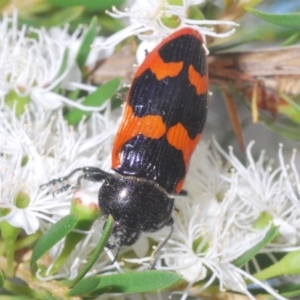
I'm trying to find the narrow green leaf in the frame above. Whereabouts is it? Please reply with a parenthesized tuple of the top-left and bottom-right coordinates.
(233, 225, 279, 267)
(30, 214, 78, 274)
(90, 270, 181, 295)
(246, 7, 300, 29)
(188, 6, 205, 21)
(76, 16, 98, 70)
(15, 231, 42, 251)
(52, 49, 69, 93)
(279, 93, 300, 124)
(41, 7, 84, 28)
(98, 14, 124, 33)
(254, 250, 300, 281)
(111, 86, 128, 110)
(0, 270, 4, 288)
(47, 0, 125, 12)
(69, 215, 114, 287)
(68, 89, 81, 101)
(68, 276, 100, 296)
(277, 283, 300, 298)
(282, 31, 300, 46)
(262, 117, 300, 140)
(65, 77, 120, 125)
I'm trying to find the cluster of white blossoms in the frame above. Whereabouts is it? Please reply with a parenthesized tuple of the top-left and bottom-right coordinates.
(128, 141, 300, 300)
(1, 1, 299, 300)
(99, 0, 238, 64)
(0, 102, 115, 235)
(0, 11, 114, 110)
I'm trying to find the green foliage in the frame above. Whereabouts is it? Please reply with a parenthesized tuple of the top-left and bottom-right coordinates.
(69, 215, 114, 287)
(65, 77, 121, 125)
(88, 271, 181, 296)
(15, 0, 125, 33)
(246, 7, 300, 29)
(255, 250, 300, 280)
(52, 50, 69, 93)
(282, 32, 300, 46)
(0, 270, 4, 288)
(2, 1, 300, 299)
(76, 16, 98, 70)
(30, 214, 78, 275)
(68, 276, 100, 296)
(46, 0, 125, 12)
(68, 271, 181, 297)
(233, 225, 279, 268)
(41, 6, 84, 28)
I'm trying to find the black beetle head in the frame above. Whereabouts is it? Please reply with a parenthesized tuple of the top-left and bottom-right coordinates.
(98, 175, 174, 249)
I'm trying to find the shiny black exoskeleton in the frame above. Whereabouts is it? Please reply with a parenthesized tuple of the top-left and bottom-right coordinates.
(98, 172, 174, 249)
(43, 167, 174, 250)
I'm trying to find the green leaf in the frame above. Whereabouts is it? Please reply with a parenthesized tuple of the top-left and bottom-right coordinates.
(68, 276, 100, 296)
(278, 93, 300, 124)
(90, 270, 181, 295)
(69, 215, 114, 287)
(41, 6, 84, 28)
(68, 89, 81, 101)
(76, 16, 98, 70)
(188, 6, 205, 21)
(52, 49, 69, 93)
(282, 31, 300, 46)
(262, 117, 300, 140)
(15, 231, 42, 251)
(47, 0, 125, 12)
(30, 214, 78, 275)
(65, 77, 120, 125)
(233, 225, 279, 267)
(277, 283, 300, 298)
(254, 250, 300, 281)
(0, 270, 4, 288)
(111, 86, 128, 110)
(98, 14, 124, 33)
(246, 7, 300, 29)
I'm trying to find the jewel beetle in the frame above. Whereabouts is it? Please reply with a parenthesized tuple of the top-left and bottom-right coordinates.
(45, 27, 208, 266)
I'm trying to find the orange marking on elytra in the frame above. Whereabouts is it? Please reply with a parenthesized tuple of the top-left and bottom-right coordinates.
(188, 65, 208, 95)
(175, 178, 185, 194)
(136, 53, 183, 80)
(166, 122, 201, 172)
(112, 105, 167, 168)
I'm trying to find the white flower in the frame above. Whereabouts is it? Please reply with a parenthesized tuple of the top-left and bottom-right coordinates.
(48, 27, 115, 71)
(99, 0, 238, 64)
(0, 151, 66, 234)
(125, 141, 292, 300)
(0, 102, 116, 235)
(0, 11, 114, 111)
(216, 141, 300, 251)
